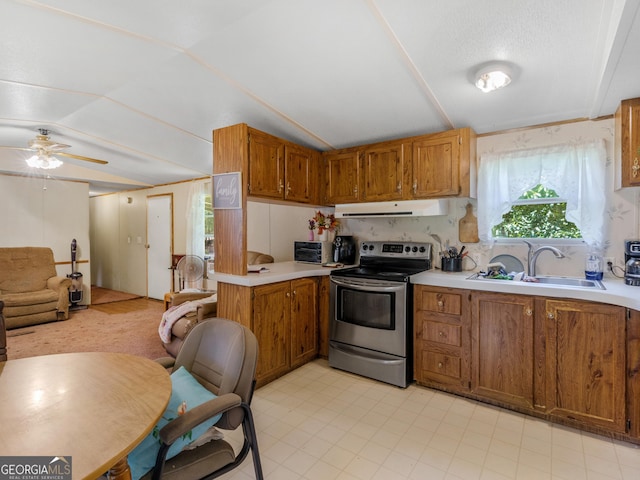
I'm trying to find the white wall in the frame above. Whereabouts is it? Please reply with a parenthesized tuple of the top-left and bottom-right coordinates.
(0, 174, 91, 302)
(90, 180, 196, 295)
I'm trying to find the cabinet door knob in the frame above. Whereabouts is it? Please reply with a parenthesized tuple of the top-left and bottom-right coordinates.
(286, 292, 291, 298)
(397, 181, 402, 192)
(286, 181, 291, 194)
(438, 331, 444, 337)
(525, 308, 533, 317)
(413, 180, 417, 194)
(438, 362, 443, 368)
(547, 312, 554, 319)
(437, 300, 444, 309)
(633, 157, 639, 178)
(278, 179, 284, 193)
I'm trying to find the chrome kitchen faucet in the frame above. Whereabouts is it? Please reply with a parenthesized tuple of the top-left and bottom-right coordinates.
(524, 240, 565, 277)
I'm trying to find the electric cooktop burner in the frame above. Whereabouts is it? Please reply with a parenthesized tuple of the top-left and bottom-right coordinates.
(331, 241, 432, 282)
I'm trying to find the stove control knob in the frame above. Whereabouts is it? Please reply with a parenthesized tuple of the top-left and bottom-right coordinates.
(419, 246, 426, 253)
(405, 246, 411, 253)
(412, 246, 418, 252)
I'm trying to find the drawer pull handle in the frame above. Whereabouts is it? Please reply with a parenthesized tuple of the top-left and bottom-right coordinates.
(438, 362, 443, 369)
(439, 331, 444, 337)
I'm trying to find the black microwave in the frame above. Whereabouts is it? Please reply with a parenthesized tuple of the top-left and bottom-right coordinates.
(294, 241, 332, 264)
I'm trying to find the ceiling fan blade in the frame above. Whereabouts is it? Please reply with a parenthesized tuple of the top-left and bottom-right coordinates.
(57, 152, 108, 165)
(0, 145, 36, 152)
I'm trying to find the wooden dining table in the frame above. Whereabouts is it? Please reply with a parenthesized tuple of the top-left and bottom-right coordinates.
(0, 352, 172, 480)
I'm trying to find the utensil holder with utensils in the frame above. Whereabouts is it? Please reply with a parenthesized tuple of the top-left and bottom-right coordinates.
(441, 256, 462, 272)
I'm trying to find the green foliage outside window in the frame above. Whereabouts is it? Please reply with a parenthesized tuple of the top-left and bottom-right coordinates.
(492, 184, 582, 239)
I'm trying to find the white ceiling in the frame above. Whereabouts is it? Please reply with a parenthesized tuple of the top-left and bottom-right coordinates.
(1, 0, 640, 195)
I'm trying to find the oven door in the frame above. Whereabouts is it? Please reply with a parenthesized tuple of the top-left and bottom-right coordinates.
(330, 276, 407, 357)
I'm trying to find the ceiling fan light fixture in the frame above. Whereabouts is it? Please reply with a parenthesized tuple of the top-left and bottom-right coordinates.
(474, 64, 512, 93)
(26, 153, 63, 169)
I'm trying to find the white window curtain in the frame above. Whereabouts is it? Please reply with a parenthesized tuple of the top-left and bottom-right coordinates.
(477, 140, 607, 246)
(185, 180, 207, 259)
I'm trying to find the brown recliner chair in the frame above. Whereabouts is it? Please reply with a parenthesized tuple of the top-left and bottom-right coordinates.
(0, 247, 71, 329)
(161, 251, 274, 357)
(147, 318, 263, 480)
(0, 300, 6, 362)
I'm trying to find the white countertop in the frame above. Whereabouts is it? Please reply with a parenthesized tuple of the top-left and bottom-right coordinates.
(411, 270, 640, 311)
(211, 261, 354, 287)
(212, 261, 640, 311)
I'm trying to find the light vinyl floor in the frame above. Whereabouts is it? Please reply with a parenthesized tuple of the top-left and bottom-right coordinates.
(222, 360, 640, 480)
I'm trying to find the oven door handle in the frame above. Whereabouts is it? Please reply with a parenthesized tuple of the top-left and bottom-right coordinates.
(330, 277, 405, 293)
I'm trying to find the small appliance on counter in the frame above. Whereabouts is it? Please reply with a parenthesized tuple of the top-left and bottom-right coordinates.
(625, 240, 640, 286)
(332, 235, 356, 264)
(294, 241, 332, 264)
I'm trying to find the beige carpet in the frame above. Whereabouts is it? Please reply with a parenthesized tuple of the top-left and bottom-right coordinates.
(91, 285, 141, 304)
(5, 298, 168, 361)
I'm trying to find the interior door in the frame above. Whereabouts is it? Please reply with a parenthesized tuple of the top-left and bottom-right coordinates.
(147, 194, 173, 300)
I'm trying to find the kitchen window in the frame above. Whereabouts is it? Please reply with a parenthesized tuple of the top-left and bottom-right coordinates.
(492, 184, 582, 239)
(186, 180, 214, 264)
(477, 140, 606, 246)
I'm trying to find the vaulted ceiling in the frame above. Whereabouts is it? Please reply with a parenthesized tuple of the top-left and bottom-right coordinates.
(1, 0, 639, 195)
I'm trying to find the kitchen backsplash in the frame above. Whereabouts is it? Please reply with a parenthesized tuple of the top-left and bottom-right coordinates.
(250, 117, 639, 279)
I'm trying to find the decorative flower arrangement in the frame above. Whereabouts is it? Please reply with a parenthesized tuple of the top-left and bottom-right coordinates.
(310, 211, 339, 234)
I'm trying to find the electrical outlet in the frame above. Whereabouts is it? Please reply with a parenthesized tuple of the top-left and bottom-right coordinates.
(604, 257, 616, 276)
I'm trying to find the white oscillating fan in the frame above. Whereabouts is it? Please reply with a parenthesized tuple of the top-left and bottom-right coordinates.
(176, 255, 205, 291)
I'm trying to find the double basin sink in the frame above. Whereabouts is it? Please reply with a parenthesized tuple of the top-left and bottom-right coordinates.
(467, 273, 606, 290)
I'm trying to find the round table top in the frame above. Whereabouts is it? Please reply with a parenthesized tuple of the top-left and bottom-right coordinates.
(0, 352, 171, 479)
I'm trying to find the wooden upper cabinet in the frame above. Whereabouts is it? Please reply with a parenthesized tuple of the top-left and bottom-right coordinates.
(248, 128, 319, 204)
(545, 299, 626, 433)
(248, 129, 284, 199)
(361, 142, 407, 202)
(323, 127, 476, 204)
(324, 150, 360, 205)
(615, 97, 640, 188)
(412, 128, 475, 198)
(284, 144, 318, 203)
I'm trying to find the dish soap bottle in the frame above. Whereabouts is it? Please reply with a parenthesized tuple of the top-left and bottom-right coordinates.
(585, 252, 603, 281)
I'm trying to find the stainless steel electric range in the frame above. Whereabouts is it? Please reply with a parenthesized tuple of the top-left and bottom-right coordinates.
(328, 241, 432, 387)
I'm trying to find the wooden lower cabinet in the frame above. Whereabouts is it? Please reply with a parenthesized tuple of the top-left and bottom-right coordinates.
(252, 282, 291, 383)
(544, 299, 627, 433)
(290, 277, 319, 369)
(414, 286, 471, 392)
(217, 277, 319, 387)
(415, 286, 640, 443)
(471, 292, 540, 411)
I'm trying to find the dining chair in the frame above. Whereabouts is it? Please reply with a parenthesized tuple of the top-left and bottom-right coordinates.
(147, 318, 263, 480)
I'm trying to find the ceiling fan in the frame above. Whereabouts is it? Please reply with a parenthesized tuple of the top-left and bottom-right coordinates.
(0, 128, 109, 169)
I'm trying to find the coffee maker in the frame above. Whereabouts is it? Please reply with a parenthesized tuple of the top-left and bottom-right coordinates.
(624, 240, 640, 286)
(332, 235, 356, 264)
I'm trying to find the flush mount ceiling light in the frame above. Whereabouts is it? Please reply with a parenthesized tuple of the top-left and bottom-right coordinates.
(474, 64, 512, 93)
(26, 153, 63, 169)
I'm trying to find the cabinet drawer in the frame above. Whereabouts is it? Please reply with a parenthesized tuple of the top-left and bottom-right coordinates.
(417, 291, 462, 315)
(422, 351, 461, 379)
(423, 321, 461, 347)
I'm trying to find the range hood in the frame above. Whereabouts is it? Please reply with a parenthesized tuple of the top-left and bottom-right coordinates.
(334, 199, 449, 218)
